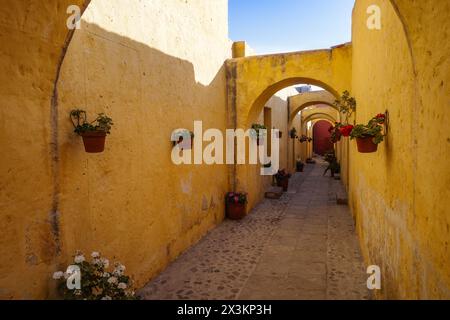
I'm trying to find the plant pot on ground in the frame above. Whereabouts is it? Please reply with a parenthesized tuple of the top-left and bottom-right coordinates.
(296, 160, 304, 172)
(323, 151, 341, 178)
(226, 192, 248, 220)
(70, 109, 113, 153)
(275, 170, 291, 192)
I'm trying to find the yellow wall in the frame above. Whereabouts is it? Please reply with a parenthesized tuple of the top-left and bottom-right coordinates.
(349, 0, 450, 299)
(1, 0, 449, 300)
(0, 0, 232, 299)
(0, 0, 89, 299)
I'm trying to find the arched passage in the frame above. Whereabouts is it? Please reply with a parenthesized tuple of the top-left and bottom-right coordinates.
(288, 90, 337, 123)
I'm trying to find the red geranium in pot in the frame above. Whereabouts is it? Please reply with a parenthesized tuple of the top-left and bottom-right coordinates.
(226, 192, 248, 220)
(350, 114, 386, 153)
(70, 109, 113, 153)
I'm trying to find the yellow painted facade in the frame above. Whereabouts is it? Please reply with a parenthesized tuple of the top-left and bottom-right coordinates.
(349, 0, 450, 299)
(0, 0, 448, 300)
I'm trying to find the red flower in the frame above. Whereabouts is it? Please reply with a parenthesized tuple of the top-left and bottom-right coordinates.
(234, 196, 239, 203)
(375, 113, 386, 124)
(339, 125, 354, 137)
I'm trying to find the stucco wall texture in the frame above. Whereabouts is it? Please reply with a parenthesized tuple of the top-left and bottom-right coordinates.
(57, 0, 233, 298)
(0, 0, 449, 300)
(349, 0, 450, 299)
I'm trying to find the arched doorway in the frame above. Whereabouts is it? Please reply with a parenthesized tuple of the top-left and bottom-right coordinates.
(313, 120, 334, 156)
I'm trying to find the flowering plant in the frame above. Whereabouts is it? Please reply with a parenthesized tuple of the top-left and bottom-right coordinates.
(70, 109, 113, 135)
(226, 192, 248, 205)
(172, 129, 194, 146)
(298, 135, 313, 143)
(251, 124, 267, 138)
(274, 169, 291, 182)
(350, 114, 386, 144)
(289, 128, 298, 139)
(329, 123, 343, 143)
(52, 251, 138, 300)
(333, 91, 356, 124)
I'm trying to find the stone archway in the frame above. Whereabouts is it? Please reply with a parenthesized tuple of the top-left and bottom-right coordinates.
(226, 45, 352, 131)
(288, 90, 337, 124)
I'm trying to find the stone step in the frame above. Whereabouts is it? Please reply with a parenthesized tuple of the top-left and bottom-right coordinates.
(265, 186, 283, 199)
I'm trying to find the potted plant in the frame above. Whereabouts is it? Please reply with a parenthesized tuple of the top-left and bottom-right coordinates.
(70, 109, 113, 153)
(350, 114, 386, 153)
(274, 170, 291, 192)
(225, 192, 248, 220)
(251, 124, 267, 146)
(52, 251, 138, 300)
(323, 151, 341, 177)
(329, 91, 358, 144)
(299, 135, 312, 143)
(296, 160, 305, 172)
(289, 128, 298, 139)
(274, 127, 283, 139)
(172, 129, 195, 150)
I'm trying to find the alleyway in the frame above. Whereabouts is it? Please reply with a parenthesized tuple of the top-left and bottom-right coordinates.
(140, 160, 370, 300)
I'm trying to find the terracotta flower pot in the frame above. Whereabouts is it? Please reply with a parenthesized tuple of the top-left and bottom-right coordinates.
(356, 137, 378, 153)
(226, 202, 247, 220)
(277, 178, 289, 192)
(81, 132, 107, 153)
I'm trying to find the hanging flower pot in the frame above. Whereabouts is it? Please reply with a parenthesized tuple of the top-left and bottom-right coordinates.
(350, 114, 386, 153)
(251, 124, 267, 146)
(226, 192, 248, 220)
(290, 128, 297, 139)
(80, 131, 107, 153)
(172, 130, 194, 150)
(356, 136, 378, 153)
(70, 109, 113, 154)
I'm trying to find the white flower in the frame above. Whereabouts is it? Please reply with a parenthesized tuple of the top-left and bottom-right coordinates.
(102, 258, 110, 268)
(93, 258, 102, 266)
(52, 271, 64, 280)
(74, 254, 85, 264)
(103, 272, 110, 278)
(107, 277, 118, 285)
(117, 283, 127, 290)
(101, 296, 112, 301)
(91, 251, 100, 259)
(113, 263, 126, 276)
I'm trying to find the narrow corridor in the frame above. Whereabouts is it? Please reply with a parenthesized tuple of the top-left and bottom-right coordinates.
(140, 160, 370, 300)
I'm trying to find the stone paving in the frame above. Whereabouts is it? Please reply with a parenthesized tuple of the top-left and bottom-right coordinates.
(139, 159, 370, 300)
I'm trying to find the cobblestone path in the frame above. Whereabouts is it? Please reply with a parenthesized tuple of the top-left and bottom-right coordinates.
(140, 160, 370, 300)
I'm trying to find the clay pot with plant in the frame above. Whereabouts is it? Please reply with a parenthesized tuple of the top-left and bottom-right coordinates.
(275, 170, 291, 192)
(350, 114, 386, 153)
(172, 129, 195, 150)
(296, 160, 305, 172)
(251, 124, 267, 146)
(70, 109, 113, 153)
(226, 192, 248, 220)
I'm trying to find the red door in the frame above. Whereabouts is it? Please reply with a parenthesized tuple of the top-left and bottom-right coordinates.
(313, 120, 334, 155)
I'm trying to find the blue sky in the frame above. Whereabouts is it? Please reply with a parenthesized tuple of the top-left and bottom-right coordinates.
(229, 0, 355, 54)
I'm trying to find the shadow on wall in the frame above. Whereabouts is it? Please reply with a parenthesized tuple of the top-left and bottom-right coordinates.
(4, 20, 230, 299)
